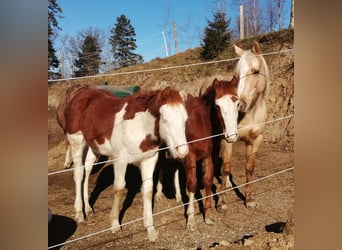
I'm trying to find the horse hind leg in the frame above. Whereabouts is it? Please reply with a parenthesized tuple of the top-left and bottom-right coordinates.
(67, 132, 86, 223)
(217, 140, 233, 210)
(83, 147, 97, 217)
(155, 165, 164, 201)
(64, 140, 73, 169)
(174, 169, 182, 203)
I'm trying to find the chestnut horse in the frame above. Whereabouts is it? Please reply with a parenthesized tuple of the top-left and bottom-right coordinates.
(219, 40, 270, 209)
(156, 76, 239, 230)
(61, 86, 189, 241)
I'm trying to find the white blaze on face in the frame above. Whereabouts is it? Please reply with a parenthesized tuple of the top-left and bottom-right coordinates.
(215, 95, 239, 143)
(159, 103, 189, 158)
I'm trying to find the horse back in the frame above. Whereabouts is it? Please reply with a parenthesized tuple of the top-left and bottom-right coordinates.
(64, 88, 125, 146)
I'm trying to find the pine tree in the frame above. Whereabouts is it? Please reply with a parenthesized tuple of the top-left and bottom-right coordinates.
(201, 11, 231, 60)
(73, 35, 102, 77)
(48, 0, 62, 79)
(109, 14, 143, 68)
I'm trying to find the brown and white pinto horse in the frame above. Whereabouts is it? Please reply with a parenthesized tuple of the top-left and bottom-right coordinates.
(219, 40, 270, 209)
(157, 76, 239, 230)
(62, 86, 189, 241)
(56, 84, 92, 169)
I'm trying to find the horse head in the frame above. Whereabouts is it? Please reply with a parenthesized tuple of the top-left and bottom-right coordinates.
(156, 87, 189, 159)
(234, 40, 269, 113)
(212, 76, 239, 143)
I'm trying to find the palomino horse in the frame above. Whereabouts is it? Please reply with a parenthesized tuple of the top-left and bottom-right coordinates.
(219, 40, 270, 209)
(61, 86, 189, 241)
(156, 76, 239, 230)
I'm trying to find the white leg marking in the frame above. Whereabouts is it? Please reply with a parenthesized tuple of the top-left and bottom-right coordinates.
(83, 147, 97, 216)
(110, 157, 128, 233)
(187, 191, 196, 231)
(67, 132, 86, 223)
(64, 144, 73, 169)
(140, 153, 159, 241)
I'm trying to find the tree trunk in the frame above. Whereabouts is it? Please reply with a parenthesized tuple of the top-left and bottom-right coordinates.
(289, 0, 294, 29)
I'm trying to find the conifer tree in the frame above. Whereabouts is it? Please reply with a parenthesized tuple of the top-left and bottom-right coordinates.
(73, 35, 102, 77)
(48, 0, 62, 79)
(109, 14, 143, 68)
(201, 11, 231, 60)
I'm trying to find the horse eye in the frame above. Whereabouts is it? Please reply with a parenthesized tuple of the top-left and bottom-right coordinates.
(254, 70, 260, 74)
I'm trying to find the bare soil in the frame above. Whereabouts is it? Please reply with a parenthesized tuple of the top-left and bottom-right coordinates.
(48, 30, 294, 249)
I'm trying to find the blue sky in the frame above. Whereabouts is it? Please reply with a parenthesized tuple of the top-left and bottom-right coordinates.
(54, 0, 291, 75)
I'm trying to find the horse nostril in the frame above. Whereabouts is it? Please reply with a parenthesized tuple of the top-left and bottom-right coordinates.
(176, 145, 189, 158)
(226, 133, 238, 143)
(238, 100, 247, 111)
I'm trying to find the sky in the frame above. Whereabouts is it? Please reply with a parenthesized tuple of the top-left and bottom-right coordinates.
(54, 0, 291, 76)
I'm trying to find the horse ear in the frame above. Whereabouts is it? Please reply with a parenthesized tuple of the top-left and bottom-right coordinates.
(233, 44, 244, 57)
(161, 86, 171, 99)
(212, 78, 220, 87)
(252, 40, 262, 54)
(231, 74, 239, 86)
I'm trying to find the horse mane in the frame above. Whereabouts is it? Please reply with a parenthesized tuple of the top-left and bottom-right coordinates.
(124, 87, 184, 119)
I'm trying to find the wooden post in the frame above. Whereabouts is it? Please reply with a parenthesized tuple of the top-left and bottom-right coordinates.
(173, 22, 179, 54)
(61, 50, 65, 79)
(240, 5, 244, 39)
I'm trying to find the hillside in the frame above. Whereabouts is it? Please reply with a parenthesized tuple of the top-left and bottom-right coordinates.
(48, 29, 294, 249)
(48, 29, 294, 151)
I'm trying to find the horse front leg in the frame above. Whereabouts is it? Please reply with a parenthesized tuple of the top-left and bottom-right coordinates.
(218, 139, 233, 210)
(202, 157, 214, 225)
(184, 155, 197, 231)
(244, 134, 263, 209)
(110, 158, 128, 233)
(140, 153, 159, 241)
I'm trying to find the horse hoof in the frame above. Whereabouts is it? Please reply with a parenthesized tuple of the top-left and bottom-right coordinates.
(111, 227, 120, 234)
(205, 218, 215, 225)
(85, 207, 94, 217)
(246, 200, 257, 209)
(147, 227, 159, 242)
(75, 215, 84, 223)
(111, 222, 121, 233)
(216, 204, 228, 213)
(175, 194, 182, 203)
(155, 193, 163, 202)
(187, 223, 196, 231)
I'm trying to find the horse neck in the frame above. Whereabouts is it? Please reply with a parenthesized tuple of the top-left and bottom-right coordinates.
(200, 89, 224, 133)
(136, 91, 161, 118)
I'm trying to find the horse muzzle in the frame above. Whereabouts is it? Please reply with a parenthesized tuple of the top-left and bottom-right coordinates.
(225, 132, 238, 143)
(171, 144, 189, 159)
(238, 100, 248, 112)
